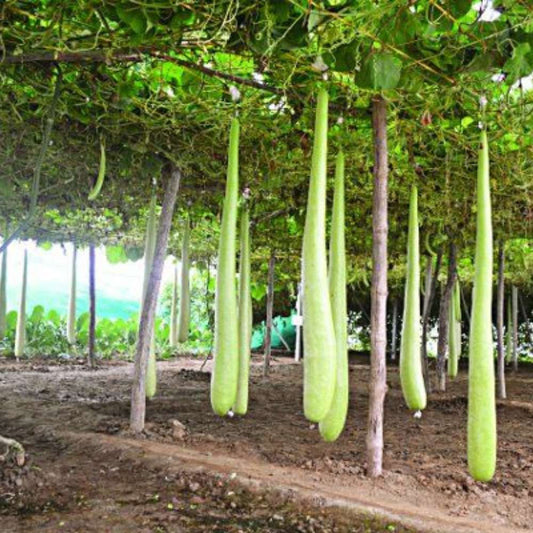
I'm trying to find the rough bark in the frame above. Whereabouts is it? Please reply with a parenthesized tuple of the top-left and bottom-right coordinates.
(512, 285, 518, 372)
(263, 253, 275, 377)
(421, 250, 442, 394)
(130, 168, 181, 433)
(459, 278, 471, 328)
(390, 297, 398, 362)
(88, 244, 96, 368)
(367, 96, 388, 478)
(435, 243, 457, 392)
(518, 291, 532, 348)
(496, 241, 506, 399)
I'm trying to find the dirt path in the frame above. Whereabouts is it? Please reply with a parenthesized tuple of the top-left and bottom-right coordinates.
(81, 432, 518, 533)
(1, 357, 532, 532)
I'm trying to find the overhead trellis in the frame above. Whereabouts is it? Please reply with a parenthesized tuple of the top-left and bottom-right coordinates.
(1, 0, 533, 288)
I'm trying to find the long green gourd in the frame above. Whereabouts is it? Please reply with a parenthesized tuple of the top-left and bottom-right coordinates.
(448, 281, 459, 379)
(177, 217, 191, 343)
(319, 151, 348, 441)
(211, 118, 240, 416)
(399, 185, 427, 410)
(169, 262, 178, 348)
(302, 88, 337, 422)
(88, 138, 106, 201)
(0, 237, 7, 339)
(234, 201, 251, 415)
(455, 279, 462, 362)
(141, 194, 158, 399)
(467, 128, 496, 482)
(67, 244, 77, 345)
(14, 250, 28, 359)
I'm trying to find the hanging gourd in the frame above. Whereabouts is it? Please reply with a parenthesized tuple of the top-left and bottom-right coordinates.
(211, 118, 240, 416)
(14, 250, 28, 359)
(302, 88, 337, 423)
(88, 137, 106, 201)
(169, 262, 178, 348)
(234, 200, 252, 415)
(467, 128, 496, 482)
(399, 185, 426, 410)
(448, 279, 461, 378)
(319, 151, 348, 441)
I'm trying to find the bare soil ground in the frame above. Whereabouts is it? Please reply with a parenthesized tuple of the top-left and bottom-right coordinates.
(0, 355, 532, 532)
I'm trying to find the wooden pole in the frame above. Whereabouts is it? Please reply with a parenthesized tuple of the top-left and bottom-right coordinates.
(130, 168, 181, 433)
(496, 241, 506, 399)
(390, 297, 398, 362)
(512, 285, 518, 372)
(421, 250, 441, 393)
(366, 96, 388, 478)
(435, 242, 456, 392)
(263, 252, 275, 377)
(88, 244, 96, 368)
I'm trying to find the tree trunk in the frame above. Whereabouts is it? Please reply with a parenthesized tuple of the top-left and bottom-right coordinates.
(459, 279, 471, 329)
(390, 297, 398, 362)
(518, 291, 532, 349)
(421, 250, 442, 394)
(518, 291, 528, 323)
(496, 242, 506, 399)
(435, 242, 457, 392)
(366, 96, 388, 478)
(512, 285, 518, 372)
(263, 252, 275, 377)
(88, 244, 96, 368)
(130, 168, 181, 433)
(0, 222, 8, 339)
(67, 244, 77, 346)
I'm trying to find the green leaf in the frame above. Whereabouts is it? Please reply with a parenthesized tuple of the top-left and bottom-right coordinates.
(251, 282, 267, 301)
(449, 0, 472, 18)
(125, 245, 144, 262)
(324, 41, 358, 72)
(170, 8, 195, 29)
(105, 245, 128, 264)
(461, 116, 474, 129)
(31, 305, 45, 323)
(76, 312, 90, 332)
(46, 309, 61, 326)
(116, 5, 147, 34)
(38, 241, 52, 250)
(504, 42, 533, 82)
(357, 53, 402, 90)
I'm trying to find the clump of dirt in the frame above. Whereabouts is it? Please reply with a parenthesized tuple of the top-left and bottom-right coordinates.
(0, 450, 50, 516)
(178, 367, 211, 381)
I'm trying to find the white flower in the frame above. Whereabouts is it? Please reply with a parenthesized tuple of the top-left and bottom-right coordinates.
(311, 55, 328, 73)
(252, 72, 264, 83)
(229, 85, 241, 102)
